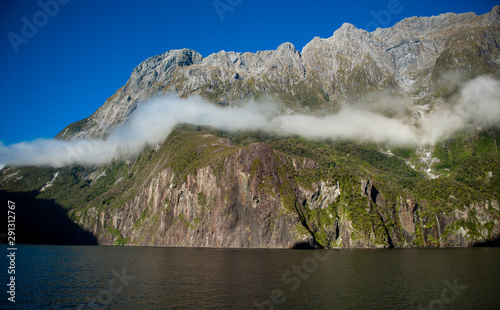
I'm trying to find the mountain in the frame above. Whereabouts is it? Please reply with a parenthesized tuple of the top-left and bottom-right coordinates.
(1, 6, 500, 248)
(58, 6, 500, 141)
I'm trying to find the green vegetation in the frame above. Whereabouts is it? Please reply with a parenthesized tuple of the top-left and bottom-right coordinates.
(250, 158, 263, 179)
(163, 126, 241, 185)
(106, 226, 129, 246)
(432, 128, 500, 201)
(197, 192, 207, 208)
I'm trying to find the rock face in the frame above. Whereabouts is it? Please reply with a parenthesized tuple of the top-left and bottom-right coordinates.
(80, 143, 303, 248)
(58, 6, 500, 140)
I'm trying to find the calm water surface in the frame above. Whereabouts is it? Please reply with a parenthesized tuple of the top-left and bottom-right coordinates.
(1, 245, 499, 309)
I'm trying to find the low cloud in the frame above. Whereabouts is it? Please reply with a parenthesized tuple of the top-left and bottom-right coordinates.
(0, 97, 279, 168)
(420, 75, 500, 143)
(271, 108, 418, 144)
(1, 75, 499, 168)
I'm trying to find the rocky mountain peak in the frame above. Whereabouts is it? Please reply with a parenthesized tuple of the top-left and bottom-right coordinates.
(334, 22, 361, 36)
(330, 22, 370, 44)
(277, 42, 298, 54)
(484, 5, 500, 25)
(131, 48, 203, 76)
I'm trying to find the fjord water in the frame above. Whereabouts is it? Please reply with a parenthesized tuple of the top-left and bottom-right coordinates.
(2, 245, 499, 309)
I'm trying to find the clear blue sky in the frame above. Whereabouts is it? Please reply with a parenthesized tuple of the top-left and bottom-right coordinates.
(0, 0, 497, 145)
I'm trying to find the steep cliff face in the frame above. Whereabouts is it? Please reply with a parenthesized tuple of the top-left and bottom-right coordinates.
(76, 142, 306, 248)
(57, 6, 500, 141)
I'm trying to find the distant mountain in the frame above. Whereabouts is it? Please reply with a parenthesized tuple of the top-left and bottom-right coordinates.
(1, 6, 500, 249)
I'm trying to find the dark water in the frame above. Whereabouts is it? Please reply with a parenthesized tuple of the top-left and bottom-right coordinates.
(1, 245, 499, 309)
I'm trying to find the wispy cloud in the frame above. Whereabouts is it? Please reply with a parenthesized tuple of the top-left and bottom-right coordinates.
(1, 76, 499, 168)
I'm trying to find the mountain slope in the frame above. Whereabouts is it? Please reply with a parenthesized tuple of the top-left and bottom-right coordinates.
(2, 6, 500, 248)
(3, 126, 500, 248)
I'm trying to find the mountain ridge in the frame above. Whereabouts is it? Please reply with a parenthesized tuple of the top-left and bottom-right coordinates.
(58, 6, 500, 141)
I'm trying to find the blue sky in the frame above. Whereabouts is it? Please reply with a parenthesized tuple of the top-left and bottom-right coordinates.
(0, 0, 497, 145)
